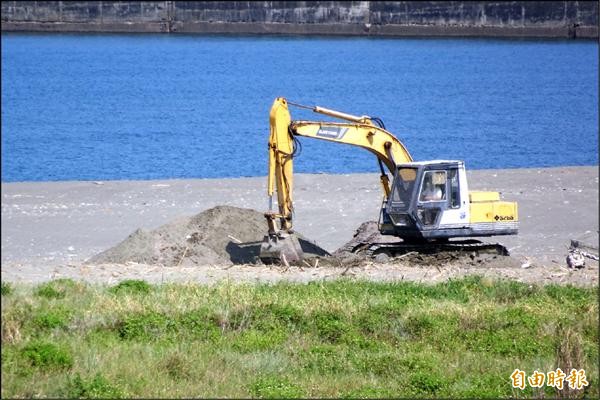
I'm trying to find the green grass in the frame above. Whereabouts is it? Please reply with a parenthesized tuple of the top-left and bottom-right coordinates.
(108, 279, 152, 295)
(1, 281, 13, 296)
(1, 276, 597, 398)
(61, 372, 125, 398)
(20, 340, 73, 370)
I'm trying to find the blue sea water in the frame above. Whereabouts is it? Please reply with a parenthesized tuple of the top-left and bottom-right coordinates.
(1, 33, 598, 182)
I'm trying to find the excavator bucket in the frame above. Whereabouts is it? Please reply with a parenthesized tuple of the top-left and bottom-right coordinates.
(259, 231, 304, 265)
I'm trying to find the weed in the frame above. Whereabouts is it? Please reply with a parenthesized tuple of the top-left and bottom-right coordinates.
(404, 313, 437, 338)
(249, 375, 305, 398)
(433, 277, 474, 303)
(20, 341, 73, 370)
(32, 308, 71, 331)
(461, 327, 543, 356)
(224, 303, 307, 334)
(161, 352, 193, 381)
(35, 278, 78, 299)
(2, 314, 23, 344)
(109, 279, 151, 295)
(116, 312, 173, 341)
(1, 345, 17, 368)
(62, 373, 124, 398)
(544, 284, 592, 305)
(554, 322, 586, 399)
(234, 350, 289, 375)
(342, 386, 397, 398)
(178, 308, 221, 341)
(484, 280, 540, 303)
(1, 281, 12, 296)
(300, 344, 351, 374)
(232, 329, 287, 353)
(339, 330, 381, 350)
(409, 371, 448, 395)
(458, 308, 551, 357)
(449, 371, 510, 398)
(350, 351, 404, 377)
(398, 353, 436, 371)
(222, 306, 253, 331)
(252, 303, 306, 332)
(355, 308, 391, 336)
(312, 310, 350, 343)
(36, 284, 63, 299)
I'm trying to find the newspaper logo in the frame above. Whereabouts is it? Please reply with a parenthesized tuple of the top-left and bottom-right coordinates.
(511, 368, 588, 391)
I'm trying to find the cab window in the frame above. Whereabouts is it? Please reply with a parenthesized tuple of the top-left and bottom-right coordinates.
(449, 169, 460, 208)
(419, 171, 446, 202)
(392, 167, 417, 208)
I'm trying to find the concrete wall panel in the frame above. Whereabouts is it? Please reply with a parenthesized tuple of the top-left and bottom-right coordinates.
(577, 1, 599, 25)
(2, 1, 597, 38)
(61, 2, 101, 23)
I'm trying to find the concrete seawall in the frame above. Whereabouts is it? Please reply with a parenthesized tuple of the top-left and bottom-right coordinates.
(1, 1, 598, 39)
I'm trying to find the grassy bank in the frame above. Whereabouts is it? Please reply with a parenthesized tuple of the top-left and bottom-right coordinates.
(1, 277, 597, 398)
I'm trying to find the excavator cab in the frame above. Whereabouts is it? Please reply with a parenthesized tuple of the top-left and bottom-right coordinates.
(381, 160, 518, 240)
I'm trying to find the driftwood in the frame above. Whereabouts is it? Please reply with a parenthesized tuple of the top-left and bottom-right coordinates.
(281, 253, 290, 271)
(227, 234, 242, 244)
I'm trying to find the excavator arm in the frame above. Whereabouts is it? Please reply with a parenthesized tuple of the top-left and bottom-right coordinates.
(262, 97, 413, 263)
(266, 97, 295, 233)
(291, 121, 413, 194)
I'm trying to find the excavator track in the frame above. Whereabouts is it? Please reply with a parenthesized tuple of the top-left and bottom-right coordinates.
(363, 240, 509, 258)
(336, 237, 509, 261)
(332, 222, 510, 261)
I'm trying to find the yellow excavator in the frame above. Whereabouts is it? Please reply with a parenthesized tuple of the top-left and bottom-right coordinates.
(260, 97, 518, 264)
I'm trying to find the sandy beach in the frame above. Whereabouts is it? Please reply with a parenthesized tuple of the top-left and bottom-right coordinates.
(1, 166, 598, 285)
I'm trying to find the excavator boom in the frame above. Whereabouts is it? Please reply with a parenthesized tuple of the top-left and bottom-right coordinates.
(290, 121, 413, 174)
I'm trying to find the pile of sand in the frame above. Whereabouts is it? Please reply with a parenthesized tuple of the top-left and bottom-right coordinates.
(87, 205, 329, 266)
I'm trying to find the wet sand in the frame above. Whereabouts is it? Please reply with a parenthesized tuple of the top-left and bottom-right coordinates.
(1, 166, 598, 285)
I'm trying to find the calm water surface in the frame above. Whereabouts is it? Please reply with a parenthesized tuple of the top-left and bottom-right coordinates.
(1, 33, 598, 182)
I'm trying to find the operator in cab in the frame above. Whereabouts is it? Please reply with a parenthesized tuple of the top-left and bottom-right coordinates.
(421, 173, 444, 201)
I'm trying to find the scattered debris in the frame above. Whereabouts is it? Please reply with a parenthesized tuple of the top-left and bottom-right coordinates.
(570, 238, 599, 261)
(565, 233, 599, 269)
(566, 250, 585, 269)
